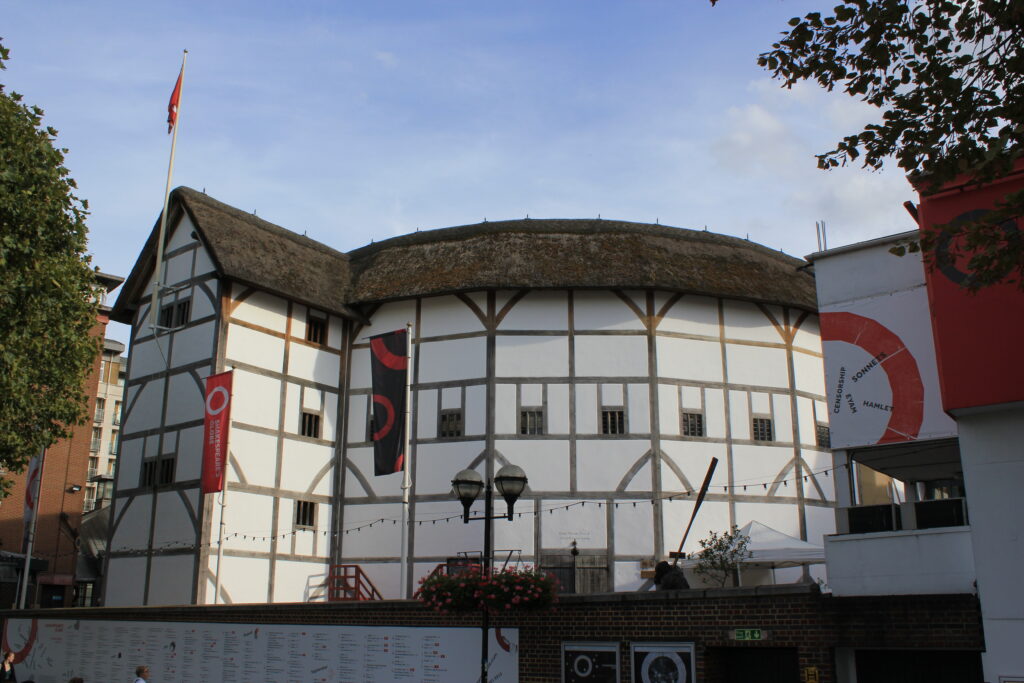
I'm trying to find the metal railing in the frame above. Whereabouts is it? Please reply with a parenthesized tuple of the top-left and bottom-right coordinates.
(327, 564, 382, 602)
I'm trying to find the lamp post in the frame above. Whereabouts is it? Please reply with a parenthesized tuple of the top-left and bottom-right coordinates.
(451, 464, 528, 683)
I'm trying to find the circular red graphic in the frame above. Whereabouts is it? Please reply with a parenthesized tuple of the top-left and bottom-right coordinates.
(372, 394, 396, 441)
(820, 312, 924, 443)
(371, 336, 408, 370)
(2, 618, 38, 664)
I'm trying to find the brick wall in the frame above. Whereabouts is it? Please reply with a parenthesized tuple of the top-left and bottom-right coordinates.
(0, 585, 983, 682)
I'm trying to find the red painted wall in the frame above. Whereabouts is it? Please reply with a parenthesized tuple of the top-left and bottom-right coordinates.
(918, 162, 1024, 412)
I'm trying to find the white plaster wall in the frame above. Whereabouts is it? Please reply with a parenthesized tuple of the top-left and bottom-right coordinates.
(419, 295, 486, 337)
(327, 315, 343, 351)
(660, 441, 725, 492)
(410, 501, 484, 561)
(496, 336, 568, 377)
(416, 389, 438, 439)
(194, 245, 216, 276)
(573, 291, 645, 331)
(164, 371, 206, 426)
(361, 301, 417, 339)
(110, 496, 151, 550)
(704, 388, 726, 438)
(729, 390, 750, 439)
(358, 562, 402, 600)
(125, 378, 166, 433)
(231, 371, 282, 428)
(338, 503, 401, 558)
(627, 383, 651, 433)
(226, 324, 285, 373)
(499, 291, 568, 331)
(732, 444, 799, 496)
(771, 393, 794, 442)
(217, 555, 271, 604)
(231, 289, 289, 333)
(576, 441, 651, 491)
(614, 561, 646, 591)
(272, 559, 330, 603)
(348, 393, 369, 443)
(805, 503, 836, 547)
(147, 554, 196, 605)
(343, 446, 404, 498)
(495, 384, 516, 433)
(280, 440, 334, 495)
(419, 337, 487, 382)
(164, 251, 193, 288)
(229, 429, 278, 488)
(547, 384, 570, 434)
(793, 351, 826, 397)
(166, 214, 197, 251)
(614, 502, 657, 555)
(152, 490, 197, 547)
(657, 296, 720, 337)
(792, 316, 820, 353)
(117, 438, 143, 489)
(664, 499, 731, 556)
(222, 491, 275, 554)
(349, 347, 370, 390)
(490, 510, 536, 558)
(125, 338, 166, 378)
(656, 337, 723, 382)
(724, 344, 790, 388)
(465, 385, 487, 435)
(722, 301, 784, 343)
(541, 500, 606, 550)
(413, 441, 486, 496)
(191, 284, 217, 321)
(658, 385, 680, 437)
(287, 344, 340, 385)
(575, 384, 598, 434)
(495, 440, 570, 492)
(170, 320, 216, 367)
(574, 336, 648, 377)
(796, 396, 817, 444)
(103, 557, 148, 607)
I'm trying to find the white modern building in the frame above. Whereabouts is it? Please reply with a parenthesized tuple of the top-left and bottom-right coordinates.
(103, 187, 834, 606)
(86, 338, 127, 512)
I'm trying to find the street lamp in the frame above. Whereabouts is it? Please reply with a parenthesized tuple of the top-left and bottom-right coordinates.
(451, 463, 528, 683)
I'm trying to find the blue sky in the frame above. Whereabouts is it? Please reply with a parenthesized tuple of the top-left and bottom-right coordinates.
(4, 1, 917, 342)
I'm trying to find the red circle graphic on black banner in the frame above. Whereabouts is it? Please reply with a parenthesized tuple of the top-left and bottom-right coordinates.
(371, 336, 408, 370)
(372, 394, 396, 441)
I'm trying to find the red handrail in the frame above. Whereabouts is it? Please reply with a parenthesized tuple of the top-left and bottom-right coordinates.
(327, 564, 382, 602)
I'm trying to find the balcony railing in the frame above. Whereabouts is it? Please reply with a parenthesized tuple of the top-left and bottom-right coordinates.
(838, 498, 967, 535)
(87, 467, 98, 479)
(89, 440, 101, 452)
(94, 410, 104, 424)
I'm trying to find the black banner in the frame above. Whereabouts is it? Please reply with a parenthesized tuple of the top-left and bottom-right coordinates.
(369, 329, 408, 476)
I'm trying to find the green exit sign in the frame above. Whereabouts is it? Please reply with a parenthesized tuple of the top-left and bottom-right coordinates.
(734, 628, 764, 641)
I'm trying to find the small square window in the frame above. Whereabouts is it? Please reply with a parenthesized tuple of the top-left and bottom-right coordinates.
(520, 409, 544, 435)
(301, 411, 321, 438)
(174, 299, 191, 327)
(294, 500, 316, 529)
(158, 457, 175, 485)
(141, 460, 156, 487)
(601, 408, 625, 435)
(815, 423, 831, 448)
(752, 417, 774, 442)
(439, 409, 463, 438)
(681, 411, 705, 437)
(306, 314, 327, 344)
(158, 304, 175, 329)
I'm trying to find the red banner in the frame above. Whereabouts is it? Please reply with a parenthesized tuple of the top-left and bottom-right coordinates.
(201, 371, 233, 494)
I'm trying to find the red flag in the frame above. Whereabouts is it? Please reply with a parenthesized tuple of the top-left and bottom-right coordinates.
(167, 66, 183, 134)
(201, 371, 233, 494)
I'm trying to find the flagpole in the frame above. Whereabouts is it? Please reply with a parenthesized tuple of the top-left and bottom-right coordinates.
(149, 49, 188, 331)
(399, 322, 414, 598)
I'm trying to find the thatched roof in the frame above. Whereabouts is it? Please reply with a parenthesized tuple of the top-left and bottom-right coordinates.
(349, 219, 816, 309)
(113, 188, 816, 324)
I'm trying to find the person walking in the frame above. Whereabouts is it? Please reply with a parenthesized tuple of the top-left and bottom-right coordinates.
(0, 651, 16, 682)
(133, 665, 149, 683)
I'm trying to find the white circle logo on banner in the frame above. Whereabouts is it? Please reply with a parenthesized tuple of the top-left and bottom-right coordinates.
(206, 386, 230, 416)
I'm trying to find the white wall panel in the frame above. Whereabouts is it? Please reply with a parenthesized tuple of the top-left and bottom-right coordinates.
(725, 344, 790, 388)
(495, 384, 516, 433)
(348, 393, 369, 444)
(232, 371, 282, 428)
(731, 444, 799, 497)
(541, 500, 606, 549)
(222, 492, 274, 554)
(272, 559, 330, 603)
(792, 315, 820, 353)
(658, 385, 680, 437)
(175, 426, 204, 481)
(117, 438, 143, 489)
(280, 440, 334, 494)
(627, 383, 650, 433)
(417, 389, 438, 439)
(288, 344, 340, 385)
(575, 384, 598, 434)
(520, 383, 542, 406)
(231, 289, 289, 333)
(729, 390, 750, 439)
(796, 397, 817, 445)
(496, 336, 568, 377)
(656, 337, 722, 382)
(110, 496, 151, 550)
(724, 301, 785, 343)
(681, 385, 702, 410)
(411, 501, 483, 561)
(575, 336, 647, 377)
(302, 386, 322, 411)
(658, 295, 720, 337)
(547, 384, 570, 435)
(499, 290, 568, 331)
(772, 393, 794, 441)
(228, 429, 278, 488)
(358, 562, 402, 600)
(343, 447, 402, 498)
(491, 510, 536, 559)
(441, 387, 461, 409)
(327, 315, 343, 350)
(127, 378, 166, 433)
(164, 251, 193, 287)
(614, 502, 657, 555)
(419, 337, 486, 382)
(284, 383, 300, 434)
(495, 440, 569, 492)
(362, 301, 416, 339)
(127, 338, 166, 378)
(660, 442, 724, 491)
(793, 351, 826, 397)
(419, 295, 485, 337)
(804, 501, 836, 547)
(465, 385, 487, 435)
(664, 499, 731, 556)
(165, 371, 205, 426)
(623, 458, 651, 493)
(614, 561, 645, 591)
(151, 491, 195, 548)
(218, 555, 270, 604)
(103, 557, 148, 607)
(340, 502, 402, 558)
(573, 291, 645, 331)
(801, 449, 835, 501)
(601, 384, 623, 404)
(751, 392, 771, 415)
(170, 320, 216, 367)
(413, 442, 486, 496)
(147, 553, 196, 606)
(167, 214, 197, 251)
(291, 306, 309, 342)
(704, 388, 726, 439)
(349, 347, 370, 390)
(576, 441, 650, 491)
(191, 283, 217, 321)
(193, 244, 216, 276)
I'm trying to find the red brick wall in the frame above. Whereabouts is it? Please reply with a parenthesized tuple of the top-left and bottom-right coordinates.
(0, 316, 109, 607)
(0, 586, 983, 682)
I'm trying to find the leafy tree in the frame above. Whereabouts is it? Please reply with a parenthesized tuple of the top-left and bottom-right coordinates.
(694, 525, 751, 588)
(0, 39, 99, 490)
(715, 0, 1024, 289)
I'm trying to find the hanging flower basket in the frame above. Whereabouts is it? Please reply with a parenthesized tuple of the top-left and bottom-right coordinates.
(415, 565, 558, 613)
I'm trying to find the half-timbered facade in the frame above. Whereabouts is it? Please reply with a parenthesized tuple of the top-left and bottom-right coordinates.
(105, 187, 831, 605)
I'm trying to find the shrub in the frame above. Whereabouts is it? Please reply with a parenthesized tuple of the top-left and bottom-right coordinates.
(415, 565, 558, 613)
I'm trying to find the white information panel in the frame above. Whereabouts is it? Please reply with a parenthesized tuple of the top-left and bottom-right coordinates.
(2, 617, 518, 683)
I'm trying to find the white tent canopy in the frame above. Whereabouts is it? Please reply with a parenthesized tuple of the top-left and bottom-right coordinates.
(680, 520, 825, 569)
